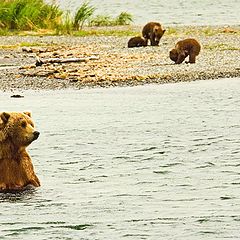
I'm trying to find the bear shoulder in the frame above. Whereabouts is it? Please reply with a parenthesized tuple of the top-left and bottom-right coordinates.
(177, 38, 201, 53)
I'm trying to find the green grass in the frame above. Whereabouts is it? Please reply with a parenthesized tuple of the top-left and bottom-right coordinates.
(165, 27, 178, 35)
(201, 27, 217, 36)
(0, 28, 12, 36)
(114, 12, 133, 25)
(73, 28, 138, 37)
(1, 0, 238, 38)
(0, 0, 133, 35)
(204, 43, 240, 51)
(56, 10, 72, 35)
(19, 42, 46, 47)
(0, 44, 19, 49)
(0, 0, 62, 30)
(89, 12, 133, 27)
(0, 41, 52, 49)
(73, 1, 95, 30)
(182, 27, 220, 36)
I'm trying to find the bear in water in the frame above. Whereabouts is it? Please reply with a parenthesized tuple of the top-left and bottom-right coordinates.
(0, 112, 40, 192)
(128, 36, 148, 48)
(142, 22, 165, 46)
(169, 38, 201, 64)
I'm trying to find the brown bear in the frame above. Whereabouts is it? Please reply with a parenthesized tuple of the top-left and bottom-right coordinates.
(142, 22, 166, 46)
(0, 111, 40, 192)
(128, 36, 148, 48)
(169, 38, 201, 64)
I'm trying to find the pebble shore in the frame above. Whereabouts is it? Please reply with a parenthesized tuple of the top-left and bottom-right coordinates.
(0, 25, 239, 91)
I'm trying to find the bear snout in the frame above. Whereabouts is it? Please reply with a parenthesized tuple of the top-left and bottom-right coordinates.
(33, 131, 40, 141)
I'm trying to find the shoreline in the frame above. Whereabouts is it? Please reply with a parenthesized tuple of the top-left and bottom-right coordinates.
(0, 25, 239, 91)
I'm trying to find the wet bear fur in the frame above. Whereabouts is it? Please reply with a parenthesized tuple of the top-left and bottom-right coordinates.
(0, 112, 40, 192)
(142, 22, 166, 46)
(169, 38, 201, 64)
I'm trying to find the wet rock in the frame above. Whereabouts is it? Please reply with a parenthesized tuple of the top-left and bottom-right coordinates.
(11, 94, 24, 98)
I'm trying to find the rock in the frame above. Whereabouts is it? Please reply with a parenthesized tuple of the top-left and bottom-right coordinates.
(10, 94, 24, 98)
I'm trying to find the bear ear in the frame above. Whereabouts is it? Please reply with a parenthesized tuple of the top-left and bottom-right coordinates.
(23, 111, 32, 118)
(1, 112, 10, 123)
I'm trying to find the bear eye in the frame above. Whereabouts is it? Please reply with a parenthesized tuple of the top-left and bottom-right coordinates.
(21, 121, 27, 128)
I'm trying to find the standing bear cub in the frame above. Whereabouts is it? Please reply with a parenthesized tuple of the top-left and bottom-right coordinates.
(169, 38, 201, 64)
(0, 112, 40, 192)
(142, 22, 166, 46)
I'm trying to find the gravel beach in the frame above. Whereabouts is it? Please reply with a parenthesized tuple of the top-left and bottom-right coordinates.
(0, 25, 239, 91)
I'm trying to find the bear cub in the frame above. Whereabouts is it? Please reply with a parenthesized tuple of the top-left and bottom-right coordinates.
(170, 38, 201, 64)
(128, 36, 148, 48)
(0, 111, 40, 192)
(142, 22, 166, 46)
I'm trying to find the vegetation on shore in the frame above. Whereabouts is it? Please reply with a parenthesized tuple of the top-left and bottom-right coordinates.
(0, 0, 239, 38)
(0, 0, 62, 31)
(0, 0, 133, 35)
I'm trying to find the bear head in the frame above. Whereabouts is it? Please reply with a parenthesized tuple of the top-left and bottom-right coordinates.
(0, 112, 40, 148)
(153, 26, 166, 45)
(169, 49, 178, 62)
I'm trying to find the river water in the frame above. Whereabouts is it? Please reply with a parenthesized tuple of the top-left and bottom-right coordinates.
(47, 0, 240, 26)
(0, 78, 240, 239)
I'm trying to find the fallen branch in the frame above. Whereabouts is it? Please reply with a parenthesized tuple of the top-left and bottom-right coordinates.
(36, 55, 99, 66)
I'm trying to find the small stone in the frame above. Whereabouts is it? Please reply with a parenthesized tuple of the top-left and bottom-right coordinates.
(11, 94, 24, 98)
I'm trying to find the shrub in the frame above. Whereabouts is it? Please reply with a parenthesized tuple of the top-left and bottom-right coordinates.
(0, 0, 62, 30)
(0, 0, 134, 34)
(88, 15, 113, 27)
(73, 1, 95, 30)
(114, 12, 132, 25)
(56, 10, 72, 34)
(89, 12, 133, 27)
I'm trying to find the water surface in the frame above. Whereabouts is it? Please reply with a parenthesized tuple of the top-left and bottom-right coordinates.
(0, 78, 240, 239)
(48, 0, 240, 26)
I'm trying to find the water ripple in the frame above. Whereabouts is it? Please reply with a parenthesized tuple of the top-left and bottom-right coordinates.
(1, 78, 240, 239)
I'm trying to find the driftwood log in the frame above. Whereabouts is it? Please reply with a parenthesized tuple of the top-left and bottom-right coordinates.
(36, 55, 99, 66)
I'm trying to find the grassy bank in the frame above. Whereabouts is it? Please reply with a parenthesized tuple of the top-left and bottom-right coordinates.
(1, 0, 240, 38)
(0, 0, 62, 31)
(0, 0, 133, 35)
